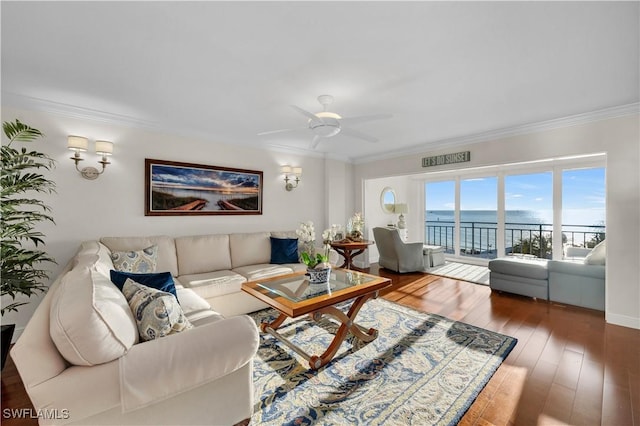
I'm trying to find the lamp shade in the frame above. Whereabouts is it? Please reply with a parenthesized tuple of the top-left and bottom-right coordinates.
(67, 136, 88, 151)
(394, 203, 409, 214)
(281, 165, 292, 174)
(292, 167, 302, 176)
(95, 140, 113, 155)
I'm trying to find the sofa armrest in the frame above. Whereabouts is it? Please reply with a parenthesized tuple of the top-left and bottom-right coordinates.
(564, 246, 591, 259)
(548, 260, 605, 279)
(397, 242, 426, 268)
(120, 315, 259, 412)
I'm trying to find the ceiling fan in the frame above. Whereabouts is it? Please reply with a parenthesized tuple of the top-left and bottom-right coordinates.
(258, 95, 392, 149)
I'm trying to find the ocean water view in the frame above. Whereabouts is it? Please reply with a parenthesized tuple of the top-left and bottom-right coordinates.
(425, 210, 605, 257)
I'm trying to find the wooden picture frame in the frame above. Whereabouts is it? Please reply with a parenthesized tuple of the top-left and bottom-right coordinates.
(145, 159, 263, 216)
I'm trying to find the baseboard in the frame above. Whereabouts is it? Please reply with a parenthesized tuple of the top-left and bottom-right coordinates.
(606, 312, 640, 330)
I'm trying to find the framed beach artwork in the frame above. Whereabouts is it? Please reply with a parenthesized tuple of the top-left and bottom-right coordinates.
(145, 159, 263, 216)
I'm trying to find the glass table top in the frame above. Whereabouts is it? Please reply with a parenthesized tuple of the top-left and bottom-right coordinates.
(256, 269, 377, 303)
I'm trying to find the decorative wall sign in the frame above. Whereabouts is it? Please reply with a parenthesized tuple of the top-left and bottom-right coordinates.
(422, 151, 471, 168)
(145, 159, 263, 216)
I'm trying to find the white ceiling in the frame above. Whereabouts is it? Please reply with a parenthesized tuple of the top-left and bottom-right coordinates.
(2, 1, 638, 162)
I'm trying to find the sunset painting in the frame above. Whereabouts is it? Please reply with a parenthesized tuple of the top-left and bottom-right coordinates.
(145, 159, 263, 215)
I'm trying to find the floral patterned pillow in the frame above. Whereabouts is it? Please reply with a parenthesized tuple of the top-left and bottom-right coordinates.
(111, 245, 158, 273)
(122, 279, 192, 341)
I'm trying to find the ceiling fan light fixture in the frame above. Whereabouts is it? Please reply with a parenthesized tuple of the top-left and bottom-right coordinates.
(309, 116, 341, 137)
(315, 111, 342, 120)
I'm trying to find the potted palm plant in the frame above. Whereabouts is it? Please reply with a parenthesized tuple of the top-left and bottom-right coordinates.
(1, 119, 56, 369)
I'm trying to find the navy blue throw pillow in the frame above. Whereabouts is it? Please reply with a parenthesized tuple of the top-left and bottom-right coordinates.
(270, 237, 299, 264)
(110, 270, 178, 302)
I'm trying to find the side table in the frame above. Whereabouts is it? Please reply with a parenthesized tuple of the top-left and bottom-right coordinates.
(329, 240, 374, 270)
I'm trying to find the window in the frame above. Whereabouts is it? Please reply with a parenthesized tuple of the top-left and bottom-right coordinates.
(423, 157, 606, 262)
(425, 181, 455, 253)
(460, 177, 497, 258)
(505, 172, 553, 258)
(562, 167, 606, 248)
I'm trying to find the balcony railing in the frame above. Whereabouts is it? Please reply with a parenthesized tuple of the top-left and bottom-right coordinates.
(425, 220, 605, 260)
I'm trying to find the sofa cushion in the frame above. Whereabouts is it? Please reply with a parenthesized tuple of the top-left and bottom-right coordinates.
(234, 263, 306, 280)
(50, 267, 138, 366)
(176, 287, 213, 316)
(270, 237, 299, 264)
(110, 270, 178, 301)
(100, 236, 178, 276)
(175, 234, 232, 275)
(178, 270, 247, 299)
(73, 241, 114, 276)
(230, 232, 271, 268)
(233, 264, 297, 281)
(122, 279, 193, 342)
(584, 240, 606, 265)
(488, 257, 549, 280)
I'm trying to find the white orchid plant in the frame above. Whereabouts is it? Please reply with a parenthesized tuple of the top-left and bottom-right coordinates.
(296, 221, 334, 269)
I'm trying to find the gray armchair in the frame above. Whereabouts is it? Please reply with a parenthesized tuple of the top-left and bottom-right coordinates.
(372, 227, 427, 273)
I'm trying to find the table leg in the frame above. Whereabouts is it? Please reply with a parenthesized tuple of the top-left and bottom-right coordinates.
(333, 247, 366, 270)
(260, 312, 287, 333)
(308, 292, 378, 369)
(260, 293, 380, 370)
(333, 247, 349, 268)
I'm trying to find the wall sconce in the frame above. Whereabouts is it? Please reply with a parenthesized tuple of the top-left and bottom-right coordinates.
(281, 165, 302, 191)
(68, 136, 113, 180)
(394, 203, 408, 229)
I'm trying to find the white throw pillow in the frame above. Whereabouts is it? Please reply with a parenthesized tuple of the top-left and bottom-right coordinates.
(122, 279, 193, 341)
(50, 267, 138, 366)
(584, 240, 606, 265)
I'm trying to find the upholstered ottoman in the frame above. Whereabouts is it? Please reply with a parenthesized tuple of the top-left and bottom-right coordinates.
(423, 245, 445, 267)
(488, 256, 549, 300)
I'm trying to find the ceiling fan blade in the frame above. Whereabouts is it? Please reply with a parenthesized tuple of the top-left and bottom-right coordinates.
(257, 127, 305, 136)
(290, 105, 323, 123)
(339, 114, 393, 126)
(310, 135, 322, 149)
(340, 127, 379, 143)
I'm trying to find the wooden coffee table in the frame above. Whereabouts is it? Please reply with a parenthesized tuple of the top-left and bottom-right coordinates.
(242, 268, 391, 369)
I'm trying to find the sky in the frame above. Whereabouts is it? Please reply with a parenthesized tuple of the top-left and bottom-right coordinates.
(151, 164, 260, 189)
(425, 167, 605, 225)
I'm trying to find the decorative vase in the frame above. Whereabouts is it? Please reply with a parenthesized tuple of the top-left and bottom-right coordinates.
(306, 266, 332, 284)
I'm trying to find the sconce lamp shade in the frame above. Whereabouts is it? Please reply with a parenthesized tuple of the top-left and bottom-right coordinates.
(292, 167, 302, 176)
(281, 165, 292, 174)
(394, 203, 409, 214)
(67, 136, 88, 152)
(95, 141, 114, 155)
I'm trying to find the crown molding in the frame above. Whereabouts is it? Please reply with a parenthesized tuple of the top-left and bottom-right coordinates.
(352, 102, 640, 165)
(1, 92, 164, 130)
(3, 92, 635, 166)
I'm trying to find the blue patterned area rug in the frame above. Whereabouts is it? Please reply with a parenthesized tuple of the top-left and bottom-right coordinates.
(250, 298, 517, 426)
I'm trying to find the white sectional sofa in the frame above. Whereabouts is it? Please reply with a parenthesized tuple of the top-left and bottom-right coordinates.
(11, 231, 310, 425)
(100, 231, 307, 317)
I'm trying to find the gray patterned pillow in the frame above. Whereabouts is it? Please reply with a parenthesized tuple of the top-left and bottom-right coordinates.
(111, 245, 158, 273)
(122, 279, 192, 341)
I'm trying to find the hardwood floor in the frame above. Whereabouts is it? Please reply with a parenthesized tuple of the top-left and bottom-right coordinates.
(2, 266, 638, 425)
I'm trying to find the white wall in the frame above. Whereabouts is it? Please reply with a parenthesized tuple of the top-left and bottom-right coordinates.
(364, 175, 415, 264)
(355, 114, 640, 329)
(1, 107, 351, 336)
